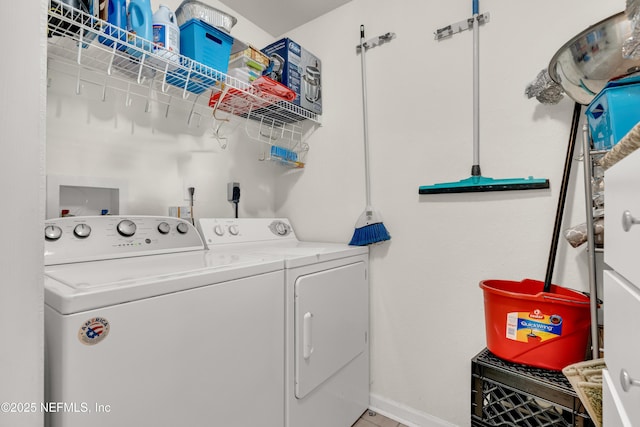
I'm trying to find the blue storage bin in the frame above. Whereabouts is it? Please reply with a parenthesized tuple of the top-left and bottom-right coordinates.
(586, 81, 640, 150)
(166, 19, 233, 94)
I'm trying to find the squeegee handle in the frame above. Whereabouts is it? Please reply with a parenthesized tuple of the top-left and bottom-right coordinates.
(472, 0, 480, 175)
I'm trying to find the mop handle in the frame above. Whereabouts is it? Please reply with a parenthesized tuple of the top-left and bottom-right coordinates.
(360, 25, 372, 208)
(472, 0, 480, 176)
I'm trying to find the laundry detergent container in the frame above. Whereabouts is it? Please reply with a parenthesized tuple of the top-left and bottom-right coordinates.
(479, 279, 591, 371)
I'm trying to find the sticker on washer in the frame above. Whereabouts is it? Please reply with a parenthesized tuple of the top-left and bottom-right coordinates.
(505, 310, 563, 343)
(78, 317, 110, 345)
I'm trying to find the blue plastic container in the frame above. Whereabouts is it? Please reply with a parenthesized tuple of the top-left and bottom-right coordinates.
(271, 145, 298, 162)
(99, 0, 127, 48)
(178, 19, 233, 71)
(586, 81, 640, 150)
(126, 0, 153, 57)
(166, 19, 233, 94)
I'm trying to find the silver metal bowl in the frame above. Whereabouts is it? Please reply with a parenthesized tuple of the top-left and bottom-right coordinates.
(549, 11, 640, 105)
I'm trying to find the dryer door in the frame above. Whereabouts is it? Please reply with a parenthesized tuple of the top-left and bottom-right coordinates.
(294, 261, 367, 399)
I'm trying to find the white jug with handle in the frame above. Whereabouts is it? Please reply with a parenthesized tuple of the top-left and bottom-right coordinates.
(151, 5, 180, 67)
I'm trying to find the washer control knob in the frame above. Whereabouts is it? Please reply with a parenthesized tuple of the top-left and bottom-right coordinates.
(117, 220, 137, 237)
(176, 222, 189, 234)
(228, 225, 239, 236)
(73, 224, 92, 239)
(157, 222, 170, 235)
(44, 225, 63, 241)
(214, 225, 225, 236)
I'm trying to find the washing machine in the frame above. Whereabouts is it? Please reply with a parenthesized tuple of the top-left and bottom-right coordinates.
(197, 218, 370, 427)
(44, 216, 285, 427)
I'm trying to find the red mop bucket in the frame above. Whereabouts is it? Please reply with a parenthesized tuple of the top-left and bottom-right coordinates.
(479, 278, 591, 371)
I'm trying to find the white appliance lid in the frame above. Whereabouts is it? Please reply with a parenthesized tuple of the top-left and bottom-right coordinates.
(230, 240, 368, 268)
(197, 218, 368, 268)
(45, 250, 284, 315)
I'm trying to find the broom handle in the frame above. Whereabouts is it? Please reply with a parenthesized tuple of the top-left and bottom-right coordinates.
(360, 25, 372, 208)
(472, 0, 481, 176)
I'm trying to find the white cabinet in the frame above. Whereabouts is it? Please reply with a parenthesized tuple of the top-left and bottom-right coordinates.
(603, 147, 640, 426)
(604, 150, 640, 285)
(603, 270, 640, 425)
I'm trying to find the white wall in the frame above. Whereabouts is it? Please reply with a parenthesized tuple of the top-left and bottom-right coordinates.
(0, 2, 46, 426)
(278, 1, 622, 426)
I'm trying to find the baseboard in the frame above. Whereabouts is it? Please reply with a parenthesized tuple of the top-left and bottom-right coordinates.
(368, 393, 457, 427)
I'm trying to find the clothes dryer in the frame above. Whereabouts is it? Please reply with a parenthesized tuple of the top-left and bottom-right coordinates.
(198, 218, 370, 427)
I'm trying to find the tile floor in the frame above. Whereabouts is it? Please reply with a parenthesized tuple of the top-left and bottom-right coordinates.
(352, 409, 410, 427)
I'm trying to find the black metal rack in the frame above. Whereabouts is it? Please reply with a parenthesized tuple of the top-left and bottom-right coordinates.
(471, 349, 594, 427)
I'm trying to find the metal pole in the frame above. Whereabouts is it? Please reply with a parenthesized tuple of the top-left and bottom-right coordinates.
(581, 124, 600, 359)
(471, 1, 481, 176)
(359, 25, 372, 209)
(544, 102, 582, 292)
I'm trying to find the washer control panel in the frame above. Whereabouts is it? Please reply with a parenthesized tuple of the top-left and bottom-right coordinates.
(197, 218, 297, 247)
(44, 216, 204, 265)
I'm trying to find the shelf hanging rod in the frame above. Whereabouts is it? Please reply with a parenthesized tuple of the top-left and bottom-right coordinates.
(145, 75, 155, 113)
(75, 67, 82, 95)
(106, 44, 117, 76)
(125, 82, 132, 107)
(136, 54, 147, 85)
(165, 95, 172, 118)
(187, 94, 201, 127)
(182, 64, 193, 100)
(161, 63, 170, 93)
(101, 77, 108, 101)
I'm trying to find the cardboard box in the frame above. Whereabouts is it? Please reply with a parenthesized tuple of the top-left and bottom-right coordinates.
(261, 38, 322, 115)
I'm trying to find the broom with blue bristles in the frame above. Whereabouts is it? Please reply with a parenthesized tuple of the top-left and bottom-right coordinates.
(349, 25, 392, 246)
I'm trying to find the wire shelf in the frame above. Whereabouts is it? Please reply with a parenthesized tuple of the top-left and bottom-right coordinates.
(46, 0, 320, 165)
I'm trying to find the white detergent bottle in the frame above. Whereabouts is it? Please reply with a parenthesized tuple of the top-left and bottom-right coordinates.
(151, 5, 180, 67)
(126, 0, 153, 57)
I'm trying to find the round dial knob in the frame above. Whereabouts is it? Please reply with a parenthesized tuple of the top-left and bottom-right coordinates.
(228, 225, 239, 236)
(274, 222, 288, 235)
(214, 225, 225, 236)
(44, 225, 63, 241)
(157, 222, 170, 235)
(73, 223, 92, 238)
(176, 222, 189, 234)
(117, 220, 137, 237)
